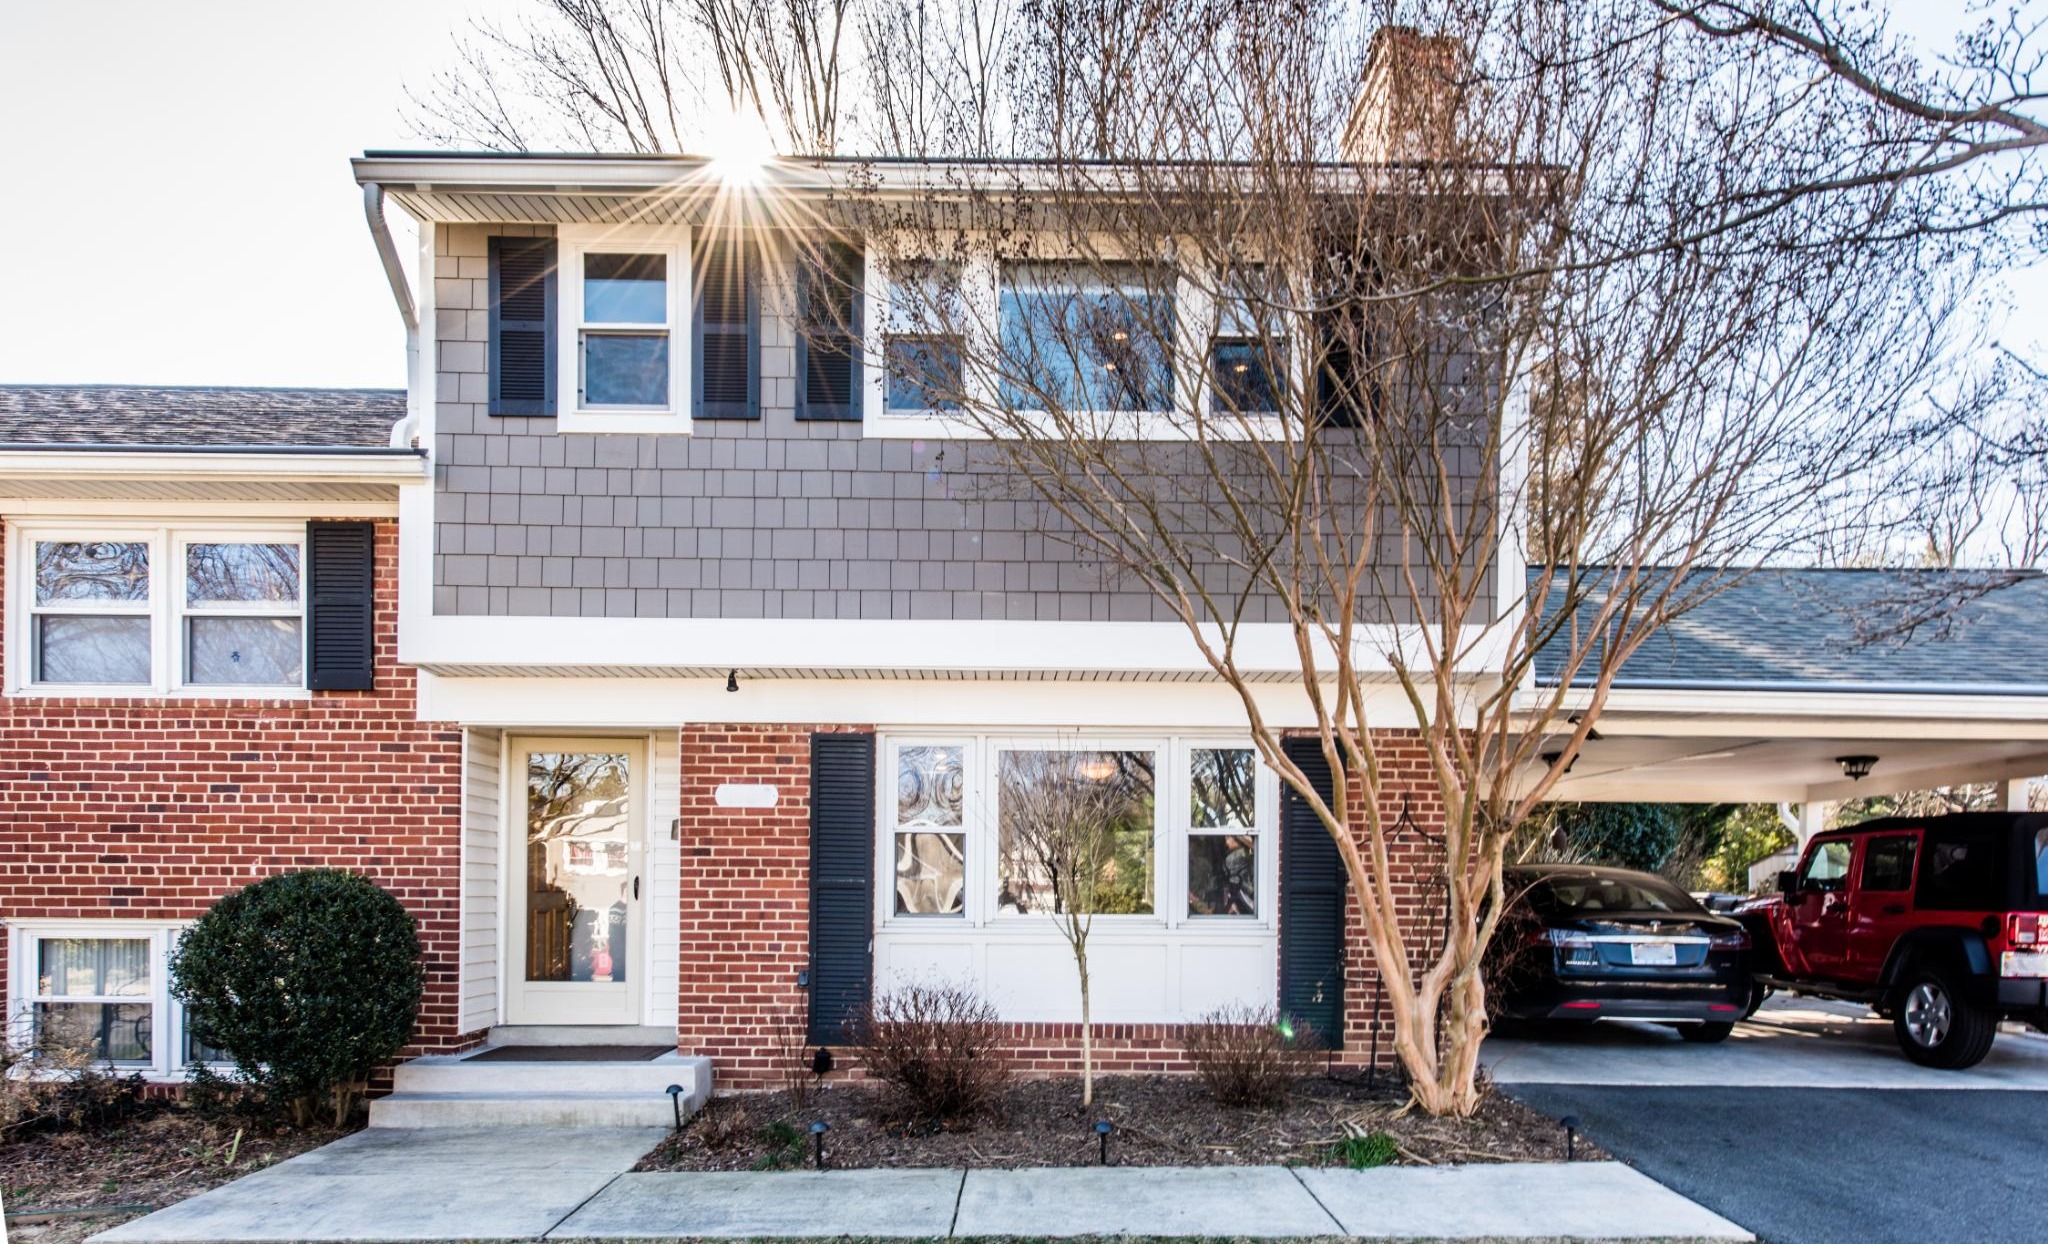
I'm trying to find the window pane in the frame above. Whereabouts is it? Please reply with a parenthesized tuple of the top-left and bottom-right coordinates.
(38, 938, 152, 997)
(37, 615, 151, 683)
(1189, 834, 1257, 916)
(1863, 836, 1918, 892)
(897, 745, 963, 826)
(1191, 748, 1256, 829)
(526, 751, 632, 984)
(895, 831, 966, 915)
(885, 336, 963, 411)
(584, 252, 666, 323)
(583, 333, 670, 406)
(997, 749, 1156, 915)
(187, 543, 301, 605)
(187, 617, 303, 685)
(36, 541, 149, 604)
(1805, 840, 1853, 888)
(37, 1002, 152, 1062)
(1210, 339, 1284, 414)
(998, 264, 1174, 412)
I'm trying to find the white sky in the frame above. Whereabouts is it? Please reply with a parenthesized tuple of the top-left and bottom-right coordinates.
(0, 0, 2035, 389)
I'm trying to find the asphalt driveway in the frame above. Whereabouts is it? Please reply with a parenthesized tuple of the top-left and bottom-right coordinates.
(1505, 1084, 2048, 1244)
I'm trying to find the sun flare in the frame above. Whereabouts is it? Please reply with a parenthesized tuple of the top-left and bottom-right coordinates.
(704, 102, 778, 186)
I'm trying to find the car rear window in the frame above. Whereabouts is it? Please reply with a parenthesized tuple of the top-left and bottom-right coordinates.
(1917, 833, 2005, 911)
(2036, 829, 2048, 903)
(1525, 872, 1699, 916)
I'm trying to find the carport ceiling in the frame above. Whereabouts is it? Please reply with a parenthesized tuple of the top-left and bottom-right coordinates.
(1546, 732, 2048, 804)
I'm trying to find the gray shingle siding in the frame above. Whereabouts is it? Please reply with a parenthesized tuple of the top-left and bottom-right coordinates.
(431, 223, 1473, 623)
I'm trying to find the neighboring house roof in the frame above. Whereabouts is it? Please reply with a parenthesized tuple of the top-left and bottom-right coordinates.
(1530, 567, 2048, 693)
(0, 384, 406, 451)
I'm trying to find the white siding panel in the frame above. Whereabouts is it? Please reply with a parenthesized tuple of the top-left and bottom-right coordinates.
(459, 727, 503, 1034)
(644, 729, 682, 1035)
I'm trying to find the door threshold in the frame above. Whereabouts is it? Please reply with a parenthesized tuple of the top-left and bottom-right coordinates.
(486, 1023, 678, 1047)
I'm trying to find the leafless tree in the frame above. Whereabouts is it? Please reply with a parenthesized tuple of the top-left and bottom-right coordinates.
(996, 748, 1154, 1107)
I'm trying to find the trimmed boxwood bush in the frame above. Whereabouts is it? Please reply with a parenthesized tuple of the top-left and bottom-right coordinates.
(171, 869, 422, 1126)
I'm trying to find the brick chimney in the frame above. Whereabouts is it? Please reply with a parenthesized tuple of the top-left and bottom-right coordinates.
(1341, 26, 1469, 163)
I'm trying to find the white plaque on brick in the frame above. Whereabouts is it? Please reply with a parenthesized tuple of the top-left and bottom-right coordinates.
(714, 783, 779, 808)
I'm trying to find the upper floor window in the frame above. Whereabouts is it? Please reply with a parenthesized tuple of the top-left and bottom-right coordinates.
(8, 522, 341, 697)
(998, 262, 1175, 413)
(551, 226, 691, 434)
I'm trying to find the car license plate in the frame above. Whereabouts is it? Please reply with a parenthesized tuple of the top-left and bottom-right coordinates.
(1630, 941, 1678, 966)
(2002, 951, 2048, 978)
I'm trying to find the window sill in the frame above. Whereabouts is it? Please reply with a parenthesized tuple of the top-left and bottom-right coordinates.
(6, 684, 315, 702)
(555, 409, 692, 436)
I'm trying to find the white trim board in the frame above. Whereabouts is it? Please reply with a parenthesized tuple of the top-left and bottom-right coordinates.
(416, 670, 1437, 730)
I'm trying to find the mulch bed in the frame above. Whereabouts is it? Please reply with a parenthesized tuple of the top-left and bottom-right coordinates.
(1, 1106, 354, 1244)
(639, 1073, 1598, 1172)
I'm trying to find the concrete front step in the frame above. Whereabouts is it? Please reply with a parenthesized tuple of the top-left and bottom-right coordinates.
(393, 1051, 704, 1095)
(372, 1049, 712, 1129)
(369, 1090, 687, 1128)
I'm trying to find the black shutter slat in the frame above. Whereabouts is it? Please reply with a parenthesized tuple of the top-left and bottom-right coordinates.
(488, 237, 557, 416)
(797, 242, 862, 421)
(305, 521, 375, 692)
(1279, 735, 1346, 1047)
(809, 732, 876, 1045)
(694, 234, 758, 419)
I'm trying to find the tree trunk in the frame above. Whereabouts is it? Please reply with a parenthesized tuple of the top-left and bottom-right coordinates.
(1077, 942, 1094, 1108)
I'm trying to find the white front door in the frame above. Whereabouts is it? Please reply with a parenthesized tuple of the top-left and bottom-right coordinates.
(506, 736, 646, 1026)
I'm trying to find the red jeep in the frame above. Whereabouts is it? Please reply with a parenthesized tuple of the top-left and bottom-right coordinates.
(1743, 812, 2048, 1068)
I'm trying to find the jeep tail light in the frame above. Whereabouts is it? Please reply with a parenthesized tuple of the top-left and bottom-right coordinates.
(2009, 913, 2047, 947)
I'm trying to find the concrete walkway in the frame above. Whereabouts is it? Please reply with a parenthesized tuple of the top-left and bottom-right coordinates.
(94, 1129, 1751, 1243)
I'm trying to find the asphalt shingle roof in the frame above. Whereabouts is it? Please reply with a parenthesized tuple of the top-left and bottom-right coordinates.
(0, 385, 406, 450)
(1531, 567, 2048, 692)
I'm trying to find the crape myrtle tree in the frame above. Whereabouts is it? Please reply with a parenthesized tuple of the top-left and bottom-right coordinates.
(415, 0, 2034, 1115)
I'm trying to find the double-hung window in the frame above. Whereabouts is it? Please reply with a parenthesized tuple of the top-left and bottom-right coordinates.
(9, 922, 217, 1075)
(12, 524, 309, 695)
(891, 744, 967, 915)
(1186, 746, 1260, 916)
(555, 226, 690, 433)
(880, 259, 969, 417)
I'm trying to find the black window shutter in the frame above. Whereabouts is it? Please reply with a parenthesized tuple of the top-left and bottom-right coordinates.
(1279, 735, 1346, 1047)
(488, 237, 557, 416)
(808, 731, 876, 1044)
(305, 521, 375, 692)
(797, 242, 863, 421)
(693, 233, 759, 419)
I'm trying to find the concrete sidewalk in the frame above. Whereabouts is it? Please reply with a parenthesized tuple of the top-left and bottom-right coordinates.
(94, 1128, 1751, 1243)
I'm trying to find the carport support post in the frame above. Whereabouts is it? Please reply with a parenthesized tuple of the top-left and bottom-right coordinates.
(1796, 802, 1826, 847)
(1998, 778, 2032, 812)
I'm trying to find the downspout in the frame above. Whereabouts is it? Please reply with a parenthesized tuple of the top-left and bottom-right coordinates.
(362, 183, 422, 449)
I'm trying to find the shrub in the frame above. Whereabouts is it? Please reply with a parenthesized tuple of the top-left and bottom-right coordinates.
(1181, 1004, 1320, 1107)
(170, 869, 423, 1127)
(0, 1030, 145, 1139)
(853, 982, 1010, 1122)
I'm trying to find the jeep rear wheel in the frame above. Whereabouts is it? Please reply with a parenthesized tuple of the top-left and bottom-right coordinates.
(1893, 972, 1997, 1069)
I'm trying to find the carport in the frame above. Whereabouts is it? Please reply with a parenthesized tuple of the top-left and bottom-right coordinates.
(1491, 569, 2048, 1244)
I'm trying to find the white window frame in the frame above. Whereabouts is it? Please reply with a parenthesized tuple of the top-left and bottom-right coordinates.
(1180, 739, 1266, 920)
(556, 224, 693, 435)
(875, 732, 1278, 934)
(5, 919, 217, 1079)
(865, 233, 1304, 442)
(175, 534, 307, 691)
(6, 520, 309, 699)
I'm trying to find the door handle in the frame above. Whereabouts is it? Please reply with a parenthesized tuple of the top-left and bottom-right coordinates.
(633, 876, 641, 901)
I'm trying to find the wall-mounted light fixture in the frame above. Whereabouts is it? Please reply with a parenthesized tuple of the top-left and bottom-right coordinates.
(726, 669, 739, 693)
(1836, 755, 1878, 781)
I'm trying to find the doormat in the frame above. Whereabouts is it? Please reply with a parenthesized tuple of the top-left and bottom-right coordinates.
(467, 1044, 671, 1062)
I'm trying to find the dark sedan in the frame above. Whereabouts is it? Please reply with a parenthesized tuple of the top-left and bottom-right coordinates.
(1487, 864, 1755, 1041)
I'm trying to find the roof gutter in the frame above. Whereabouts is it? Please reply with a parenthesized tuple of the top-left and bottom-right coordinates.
(0, 447, 429, 484)
(1536, 676, 2048, 698)
(361, 183, 422, 451)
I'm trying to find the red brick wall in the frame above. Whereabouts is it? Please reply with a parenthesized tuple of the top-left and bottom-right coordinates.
(0, 520, 477, 1058)
(677, 722, 1445, 1089)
